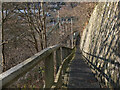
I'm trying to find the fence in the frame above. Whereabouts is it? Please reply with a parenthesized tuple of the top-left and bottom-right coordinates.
(81, 49, 120, 88)
(0, 44, 76, 88)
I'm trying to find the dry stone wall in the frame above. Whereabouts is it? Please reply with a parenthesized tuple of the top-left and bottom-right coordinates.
(80, 2, 120, 88)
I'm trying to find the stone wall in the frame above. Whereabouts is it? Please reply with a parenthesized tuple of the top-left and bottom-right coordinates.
(80, 2, 120, 88)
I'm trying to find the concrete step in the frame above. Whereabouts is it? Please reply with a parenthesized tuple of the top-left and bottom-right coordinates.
(68, 48, 100, 88)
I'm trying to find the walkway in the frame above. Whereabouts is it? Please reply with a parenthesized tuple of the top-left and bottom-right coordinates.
(68, 46, 100, 88)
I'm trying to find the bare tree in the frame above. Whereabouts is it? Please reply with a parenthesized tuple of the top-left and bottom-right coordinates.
(2, 3, 20, 71)
(2, 2, 49, 71)
(16, 2, 48, 51)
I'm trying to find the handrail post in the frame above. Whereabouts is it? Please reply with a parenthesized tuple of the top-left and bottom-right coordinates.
(62, 48, 70, 75)
(62, 47, 68, 61)
(45, 52, 54, 88)
(71, 18, 73, 48)
(56, 48, 62, 73)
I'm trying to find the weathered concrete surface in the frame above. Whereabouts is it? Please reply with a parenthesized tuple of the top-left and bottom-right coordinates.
(80, 2, 120, 88)
(68, 47, 100, 88)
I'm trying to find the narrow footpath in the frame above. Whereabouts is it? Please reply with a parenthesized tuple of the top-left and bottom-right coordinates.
(68, 46, 100, 88)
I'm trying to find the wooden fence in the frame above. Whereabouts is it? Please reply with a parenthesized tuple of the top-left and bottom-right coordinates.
(0, 44, 76, 88)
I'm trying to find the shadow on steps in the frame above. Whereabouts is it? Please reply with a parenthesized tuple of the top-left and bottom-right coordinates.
(68, 47, 100, 88)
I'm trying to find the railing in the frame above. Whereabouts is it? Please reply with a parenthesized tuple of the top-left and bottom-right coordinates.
(0, 44, 76, 88)
(81, 49, 120, 88)
(46, 22, 59, 36)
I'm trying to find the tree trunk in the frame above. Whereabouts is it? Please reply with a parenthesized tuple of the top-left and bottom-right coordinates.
(2, 8, 5, 72)
(41, 2, 47, 49)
